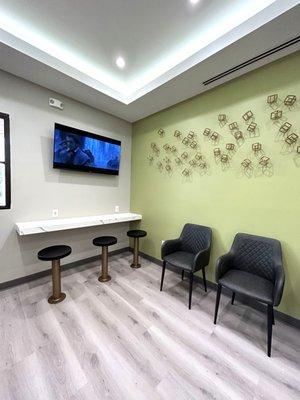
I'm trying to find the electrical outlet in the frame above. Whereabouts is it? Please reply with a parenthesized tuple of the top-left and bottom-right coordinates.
(115, 205, 119, 213)
(52, 209, 59, 218)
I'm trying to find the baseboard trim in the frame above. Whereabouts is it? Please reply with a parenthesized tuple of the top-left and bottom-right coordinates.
(2, 248, 299, 329)
(139, 251, 300, 329)
(0, 247, 130, 292)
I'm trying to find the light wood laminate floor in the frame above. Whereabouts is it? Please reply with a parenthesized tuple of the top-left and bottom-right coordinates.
(0, 252, 299, 400)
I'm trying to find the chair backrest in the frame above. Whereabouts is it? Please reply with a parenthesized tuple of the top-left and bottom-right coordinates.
(180, 223, 212, 254)
(231, 233, 282, 282)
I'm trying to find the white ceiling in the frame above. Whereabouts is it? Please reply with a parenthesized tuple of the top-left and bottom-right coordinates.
(0, 0, 299, 121)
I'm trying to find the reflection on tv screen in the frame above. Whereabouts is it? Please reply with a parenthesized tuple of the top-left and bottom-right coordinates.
(53, 129, 121, 171)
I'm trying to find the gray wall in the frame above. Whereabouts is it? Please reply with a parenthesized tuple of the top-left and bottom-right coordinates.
(0, 70, 132, 283)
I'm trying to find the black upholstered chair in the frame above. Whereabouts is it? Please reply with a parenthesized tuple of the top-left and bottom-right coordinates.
(38, 245, 72, 304)
(214, 233, 285, 357)
(160, 223, 212, 309)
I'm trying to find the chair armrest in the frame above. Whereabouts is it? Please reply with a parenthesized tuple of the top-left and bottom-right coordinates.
(215, 253, 234, 281)
(193, 247, 211, 271)
(273, 262, 285, 306)
(161, 238, 181, 259)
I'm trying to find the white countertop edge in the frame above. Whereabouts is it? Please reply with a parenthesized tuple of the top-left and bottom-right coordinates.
(15, 213, 142, 235)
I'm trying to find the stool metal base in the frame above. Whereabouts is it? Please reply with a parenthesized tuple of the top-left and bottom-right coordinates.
(130, 263, 141, 269)
(48, 259, 66, 304)
(98, 245, 111, 283)
(48, 292, 66, 304)
(98, 275, 111, 282)
(130, 237, 142, 269)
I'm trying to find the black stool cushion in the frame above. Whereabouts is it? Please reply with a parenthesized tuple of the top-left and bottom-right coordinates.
(38, 245, 72, 261)
(93, 236, 117, 247)
(127, 230, 147, 238)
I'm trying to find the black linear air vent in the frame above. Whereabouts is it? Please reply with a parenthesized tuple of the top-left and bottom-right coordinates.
(203, 35, 300, 86)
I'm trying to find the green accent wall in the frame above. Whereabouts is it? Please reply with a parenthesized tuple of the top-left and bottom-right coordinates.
(131, 52, 300, 319)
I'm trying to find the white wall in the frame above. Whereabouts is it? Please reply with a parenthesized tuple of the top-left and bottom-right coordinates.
(0, 70, 132, 283)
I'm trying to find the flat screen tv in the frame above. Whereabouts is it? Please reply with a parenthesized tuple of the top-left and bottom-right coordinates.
(53, 123, 121, 175)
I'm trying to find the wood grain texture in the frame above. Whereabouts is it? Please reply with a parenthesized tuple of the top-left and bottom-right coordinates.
(0, 252, 299, 400)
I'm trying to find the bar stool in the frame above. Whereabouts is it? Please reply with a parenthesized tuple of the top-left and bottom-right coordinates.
(127, 230, 147, 268)
(37, 245, 72, 304)
(93, 236, 117, 282)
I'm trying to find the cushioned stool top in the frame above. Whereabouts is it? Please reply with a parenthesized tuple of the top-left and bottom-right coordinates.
(127, 230, 147, 238)
(38, 245, 72, 261)
(93, 236, 118, 247)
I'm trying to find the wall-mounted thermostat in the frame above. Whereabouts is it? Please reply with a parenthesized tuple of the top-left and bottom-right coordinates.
(49, 98, 64, 110)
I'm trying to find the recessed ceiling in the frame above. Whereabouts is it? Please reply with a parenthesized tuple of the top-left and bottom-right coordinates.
(0, 0, 299, 121)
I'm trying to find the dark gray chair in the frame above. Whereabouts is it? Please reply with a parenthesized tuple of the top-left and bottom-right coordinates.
(214, 233, 285, 357)
(160, 223, 212, 309)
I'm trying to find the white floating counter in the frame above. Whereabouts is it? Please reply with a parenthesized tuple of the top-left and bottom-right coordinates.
(16, 212, 142, 236)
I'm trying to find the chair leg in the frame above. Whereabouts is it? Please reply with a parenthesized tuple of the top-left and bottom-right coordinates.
(160, 261, 166, 291)
(181, 269, 184, 281)
(214, 284, 222, 324)
(231, 292, 235, 305)
(272, 307, 275, 325)
(267, 305, 273, 357)
(202, 268, 207, 292)
(188, 272, 194, 310)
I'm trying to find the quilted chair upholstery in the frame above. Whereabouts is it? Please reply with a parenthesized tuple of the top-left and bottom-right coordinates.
(214, 233, 285, 357)
(160, 223, 212, 309)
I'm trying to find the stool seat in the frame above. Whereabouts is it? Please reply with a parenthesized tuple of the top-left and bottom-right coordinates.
(127, 230, 147, 238)
(38, 245, 72, 261)
(93, 236, 117, 247)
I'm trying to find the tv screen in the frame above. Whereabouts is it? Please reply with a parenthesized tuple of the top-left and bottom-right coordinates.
(53, 123, 121, 175)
